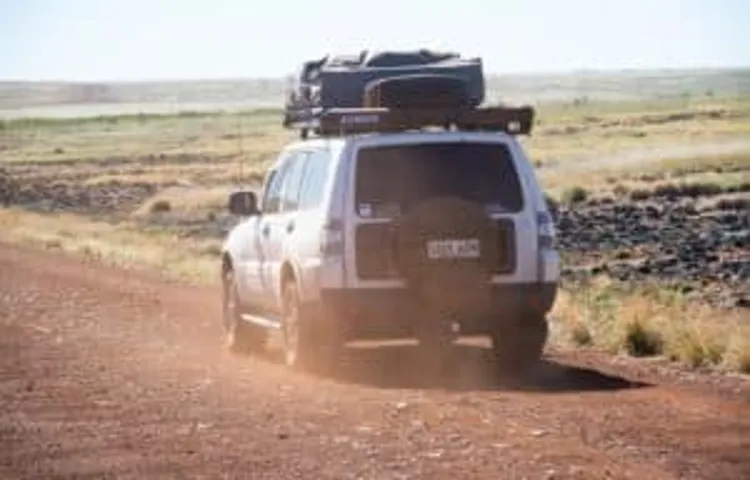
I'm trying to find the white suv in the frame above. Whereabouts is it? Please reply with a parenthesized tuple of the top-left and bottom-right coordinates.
(220, 107, 560, 374)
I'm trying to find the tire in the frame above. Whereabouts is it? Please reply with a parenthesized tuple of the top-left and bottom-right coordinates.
(222, 268, 267, 355)
(490, 315, 548, 375)
(281, 280, 341, 374)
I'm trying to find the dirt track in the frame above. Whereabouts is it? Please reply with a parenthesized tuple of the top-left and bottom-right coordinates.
(1, 243, 749, 479)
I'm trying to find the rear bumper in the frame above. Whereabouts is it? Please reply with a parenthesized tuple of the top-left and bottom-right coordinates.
(317, 282, 558, 340)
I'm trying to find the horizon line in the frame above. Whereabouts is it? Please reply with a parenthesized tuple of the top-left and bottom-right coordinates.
(2, 64, 750, 85)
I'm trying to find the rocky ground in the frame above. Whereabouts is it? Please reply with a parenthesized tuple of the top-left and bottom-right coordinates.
(2, 158, 749, 311)
(1, 164, 156, 214)
(556, 188, 750, 310)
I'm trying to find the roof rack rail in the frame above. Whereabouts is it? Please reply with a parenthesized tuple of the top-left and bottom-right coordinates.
(283, 105, 535, 139)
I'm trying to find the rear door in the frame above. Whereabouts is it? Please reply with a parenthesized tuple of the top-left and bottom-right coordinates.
(344, 133, 536, 289)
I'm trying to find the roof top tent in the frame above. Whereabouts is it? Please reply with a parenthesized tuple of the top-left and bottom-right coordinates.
(283, 49, 487, 133)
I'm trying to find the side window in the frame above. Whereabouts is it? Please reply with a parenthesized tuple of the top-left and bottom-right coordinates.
(261, 155, 293, 214)
(298, 148, 331, 210)
(280, 151, 310, 212)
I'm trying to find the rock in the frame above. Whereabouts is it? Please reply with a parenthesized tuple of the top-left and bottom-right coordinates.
(637, 260, 652, 275)
(551, 192, 748, 308)
(590, 263, 608, 275)
(614, 250, 632, 260)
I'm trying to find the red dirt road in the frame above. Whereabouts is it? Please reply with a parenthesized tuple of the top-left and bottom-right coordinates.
(1, 243, 749, 479)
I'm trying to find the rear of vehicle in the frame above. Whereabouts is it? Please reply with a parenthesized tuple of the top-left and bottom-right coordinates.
(320, 131, 559, 342)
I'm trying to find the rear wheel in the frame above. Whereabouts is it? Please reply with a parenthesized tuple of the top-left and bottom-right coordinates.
(222, 268, 267, 355)
(490, 315, 548, 375)
(281, 280, 342, 374)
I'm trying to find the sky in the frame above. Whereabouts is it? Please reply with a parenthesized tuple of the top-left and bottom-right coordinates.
(1, 0, 749, 81)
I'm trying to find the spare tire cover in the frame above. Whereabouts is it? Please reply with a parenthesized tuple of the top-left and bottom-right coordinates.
(391, 196, 502, 318)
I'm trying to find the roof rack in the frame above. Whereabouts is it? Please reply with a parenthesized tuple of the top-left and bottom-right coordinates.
(283, 105, 535, 139)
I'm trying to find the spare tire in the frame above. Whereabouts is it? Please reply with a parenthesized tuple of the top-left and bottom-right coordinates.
(390, 197, 502, 319)
(363, 74, 471, 109)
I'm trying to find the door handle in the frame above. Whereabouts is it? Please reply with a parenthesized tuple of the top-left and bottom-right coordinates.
(262, 224, 270, 237)
(286, 221, 295, 234)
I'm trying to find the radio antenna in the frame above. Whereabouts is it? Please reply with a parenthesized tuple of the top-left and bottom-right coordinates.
(235, 111, 244, 187)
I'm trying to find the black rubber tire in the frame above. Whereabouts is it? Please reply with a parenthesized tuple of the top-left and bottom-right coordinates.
(281, 280, 342, 374)
(222, 268, 267, 355)
(490, 315, 549, 375)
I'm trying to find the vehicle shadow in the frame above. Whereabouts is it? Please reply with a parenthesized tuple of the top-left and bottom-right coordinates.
(260, 340, 652, 393)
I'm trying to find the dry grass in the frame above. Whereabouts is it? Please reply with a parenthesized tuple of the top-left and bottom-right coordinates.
(724, 336, 750, 374)
(540, 151, 750, 201)
(3, 96, 750, 167)
(130, 185, 244, 218)
(0, 209, 222, 285)
(83, 166, 228, 186)
(71, 159, 270, 191)
(551, 276, 750, 373)
(1, 110, 294, 164)
(655, 151, 750, 176)
(523, 100, 750, 164)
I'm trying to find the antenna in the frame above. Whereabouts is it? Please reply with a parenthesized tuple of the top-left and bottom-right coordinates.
(235, 111, 244, 187)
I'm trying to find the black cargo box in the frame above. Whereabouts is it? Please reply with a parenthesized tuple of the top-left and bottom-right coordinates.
(283, 50, 486, 128)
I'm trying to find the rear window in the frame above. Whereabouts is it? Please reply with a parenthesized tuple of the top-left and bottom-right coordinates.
(355, 141, 524, 218)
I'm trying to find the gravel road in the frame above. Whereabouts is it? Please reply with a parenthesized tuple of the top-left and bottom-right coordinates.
(1, 243, 749, 479)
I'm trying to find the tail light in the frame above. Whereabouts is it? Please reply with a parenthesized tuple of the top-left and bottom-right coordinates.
(320, 218, 344, 257)
(537, 211, 556, 250)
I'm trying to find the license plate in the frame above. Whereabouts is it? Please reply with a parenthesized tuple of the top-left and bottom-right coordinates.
(426, 239, 481, 259)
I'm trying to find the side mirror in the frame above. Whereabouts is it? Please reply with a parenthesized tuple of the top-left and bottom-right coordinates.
(228, 190, 260, 216)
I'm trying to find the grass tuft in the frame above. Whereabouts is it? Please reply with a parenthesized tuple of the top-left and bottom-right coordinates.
(569, 322, 593, 346)
(149, 199, 172, 213)
(722, 331, 750, 374)
(551, 278, 749, 373)
(621, 317, 664, 357)
(561, 186, 588, 204)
